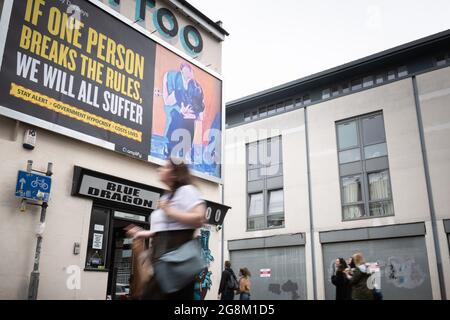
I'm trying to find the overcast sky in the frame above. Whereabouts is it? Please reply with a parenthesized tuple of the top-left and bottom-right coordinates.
(188, 0, 450, 102)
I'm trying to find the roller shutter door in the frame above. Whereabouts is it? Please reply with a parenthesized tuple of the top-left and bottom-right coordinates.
(230, 246, 307, 300)
(322, 236, 432, 300)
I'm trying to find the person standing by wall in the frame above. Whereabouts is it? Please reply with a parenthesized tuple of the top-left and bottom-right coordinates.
(331, 258, 351, 300)
(218, 261, 238, 300)
(238, 268, 251, 300)
(347, 253, 374, 300)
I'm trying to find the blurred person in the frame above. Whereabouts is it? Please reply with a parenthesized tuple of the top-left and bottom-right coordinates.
(127, 158, 206, 300)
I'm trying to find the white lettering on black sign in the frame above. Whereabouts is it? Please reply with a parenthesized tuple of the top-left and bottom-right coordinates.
(79, 175, 159, 210)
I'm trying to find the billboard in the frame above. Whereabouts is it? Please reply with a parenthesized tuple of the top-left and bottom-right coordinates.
(150, 45, 222, 178)
(0, 0, 222, 181)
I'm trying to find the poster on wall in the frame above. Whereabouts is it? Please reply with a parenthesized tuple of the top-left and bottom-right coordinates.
(0, 0, 155, 159)
(0, 0, 222, 181)
(150, 44, 222, 179)
(92, 233, 103, 250)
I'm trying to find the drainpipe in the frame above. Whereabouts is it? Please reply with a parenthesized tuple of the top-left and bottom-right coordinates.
(304, 107, 317, 300)
(221, 183, 224, 272)
(412, 76, 447, 300)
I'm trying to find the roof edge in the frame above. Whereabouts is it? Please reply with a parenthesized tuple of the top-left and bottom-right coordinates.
(175, 0, 230, 36)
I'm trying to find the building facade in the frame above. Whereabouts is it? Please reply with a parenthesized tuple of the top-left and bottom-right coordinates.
(224, 30, 450, 300)
(0, 0, 228, 299)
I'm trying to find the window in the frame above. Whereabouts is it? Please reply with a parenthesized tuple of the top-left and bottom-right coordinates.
(342, 175, 363, 204)
(368, 171, 391, 200)
(268, 105, 276, 116)
(363, 76, 374, 88)
(249, 193, 264, 216)
(251, 111, 258, 120)
(259, 107, 267, 118)
(247, 137, 284, 230)
(341, 175, 364, 219)
(387, 70, 396, 81)
(244, 112, 251, 122)
(331, 86, 340, 97)
(276, 103, 285, 113)
(285, 101, 294, 111)
(362, 114, 386, 145)
(295, 98, 303, 108)
(364, 143, 387, 159)
(337, 121, 358, 150)
(336, 112, 394, 220)
(368, 171, 394, 216)
(375, 74, 384, 84)
(268, 189, 284, 214)
(303, 94, 311, 105)
(247, 141, 258, 168)
(342, 82, 350, 94)
(397, 66, 408, 77)
(322, 88, 331, 99)
(268, 189, 284, 227)
(351, 79, 363, 90)
(339, 148, 361, 164)
(248, 168, 262, 181)
(85, 207, 111, 270)
(435, 54, 447, 67)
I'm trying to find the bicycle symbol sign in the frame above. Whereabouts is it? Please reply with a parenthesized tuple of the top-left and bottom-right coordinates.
(15, 170, 52, 202)
(31, 177, 49, 190)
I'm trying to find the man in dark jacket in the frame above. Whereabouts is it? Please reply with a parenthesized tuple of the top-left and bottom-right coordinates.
(218, 261, 237, 300)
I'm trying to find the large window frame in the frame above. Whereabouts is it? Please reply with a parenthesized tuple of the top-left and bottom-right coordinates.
(336, 112, 394, 221)
(246, 136, 285, 231)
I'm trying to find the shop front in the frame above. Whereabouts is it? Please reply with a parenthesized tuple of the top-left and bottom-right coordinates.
(71, 165, 228, 300)
(0, 0, 227, 300)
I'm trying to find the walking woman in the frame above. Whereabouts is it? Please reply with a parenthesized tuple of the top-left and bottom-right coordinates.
(238, 268, 251, 300)
(127, 158, 206, 300)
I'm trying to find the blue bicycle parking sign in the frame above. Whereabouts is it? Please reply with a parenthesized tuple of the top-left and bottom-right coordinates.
(15, 170, 52, 202)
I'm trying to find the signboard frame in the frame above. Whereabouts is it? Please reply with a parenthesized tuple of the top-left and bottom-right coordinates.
(71, 165, 231, 225)
(0, 0, 224, 184)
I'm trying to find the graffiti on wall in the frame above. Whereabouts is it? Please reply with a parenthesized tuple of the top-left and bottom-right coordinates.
(326, 256, 426, 290)
(268, 280, 301, 300)
(386, 256, 426, 289)
(194, 229, 214, 300)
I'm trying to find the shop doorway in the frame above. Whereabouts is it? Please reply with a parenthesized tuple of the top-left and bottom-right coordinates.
(102, 209, 149, 300)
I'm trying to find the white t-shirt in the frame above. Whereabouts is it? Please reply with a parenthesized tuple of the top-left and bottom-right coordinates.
(150, 185, 205, 233)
